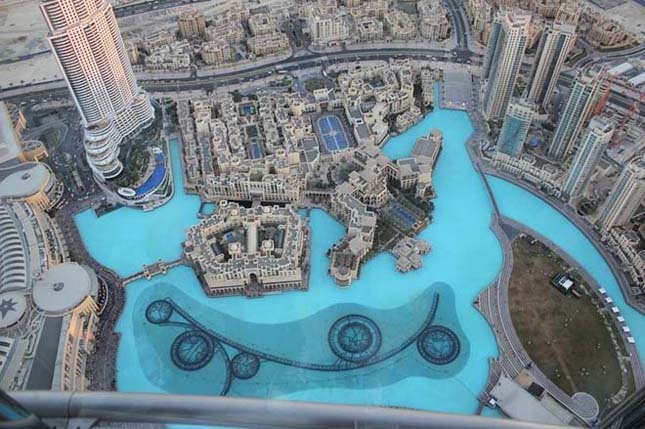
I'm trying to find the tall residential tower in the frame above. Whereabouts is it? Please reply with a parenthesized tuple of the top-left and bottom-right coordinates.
(41, 0, 155, 180)
(547, 70, 603, 160)
(596, 158, 645, 232)
(496, 98, 536, 156)
(562, 116, 613, 199)
(525, 22, 577, 111)
(481, 10, 531, 122)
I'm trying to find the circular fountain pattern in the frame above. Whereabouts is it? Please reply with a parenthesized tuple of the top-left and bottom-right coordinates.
(417, 326, 460, 365)
(328, 315, 382, 363)
(146, 300, 173, 324)
(170, 330, 216, 371)
(231, 353, 261, 379)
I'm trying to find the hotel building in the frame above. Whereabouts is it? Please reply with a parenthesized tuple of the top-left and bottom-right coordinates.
(183, 202, 310, 297)
(41, 0, 155, 180)
(525, 22, 577, 111)
(481, 10, 531, 122)
(562, 116, 614, 200)
(548, 70, 603, 160)
(496, 98, 536, 157)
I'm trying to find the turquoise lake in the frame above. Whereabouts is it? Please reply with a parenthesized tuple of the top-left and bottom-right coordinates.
(74, 91, 643, 415)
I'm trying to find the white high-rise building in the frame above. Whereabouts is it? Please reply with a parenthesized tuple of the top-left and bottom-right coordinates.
(562, 116, 613, 199)
(481, 10, 531, 122)
(41, 0, 155, 180)
(596, 158, 645, 232)
(307, 8, 350, 43)
(548, 70, 603, 160)
(525, 22, 577, 111)
(496, 98, 536, 157)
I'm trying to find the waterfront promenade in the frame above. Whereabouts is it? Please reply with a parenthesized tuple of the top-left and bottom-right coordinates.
(460, 82, 643, 422)
(54, 195, 125, 391)
(482, 165, 645, 316)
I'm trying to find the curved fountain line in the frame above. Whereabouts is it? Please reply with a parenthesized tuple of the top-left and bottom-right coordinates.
(158, 293, 440, 372)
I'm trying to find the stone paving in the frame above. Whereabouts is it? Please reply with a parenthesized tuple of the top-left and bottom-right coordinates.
(54, 195, 125, 391)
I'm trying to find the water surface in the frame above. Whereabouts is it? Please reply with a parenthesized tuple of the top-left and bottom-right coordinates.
(76, 88, 643, 414)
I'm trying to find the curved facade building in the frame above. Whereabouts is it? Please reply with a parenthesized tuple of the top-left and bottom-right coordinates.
(41, 0, 154, 180)
(0, 200, 99, 392)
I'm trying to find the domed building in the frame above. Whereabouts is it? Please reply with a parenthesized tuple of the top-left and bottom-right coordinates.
(0, 162, 64, 211)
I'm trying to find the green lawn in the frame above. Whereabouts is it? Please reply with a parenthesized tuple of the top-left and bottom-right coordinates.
(508, 234, 634, 411)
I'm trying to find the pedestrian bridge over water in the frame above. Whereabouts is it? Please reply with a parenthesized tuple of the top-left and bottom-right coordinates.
(123, 258, 184, 285)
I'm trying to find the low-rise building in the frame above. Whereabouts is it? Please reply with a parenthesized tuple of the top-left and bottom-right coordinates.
(418, 0, 450, 41)
(178, 9, 206, 39)
(204, 172, 303, 203)
(421, 69, 436, 108)
(201, 39, 233, 66)
(355, 18, 384, 42)
(247, 33, 291, 57)
(145, 41, 191, 71)
(466, 0, 492, 44)
(248, 12, 276, 36)
(183, 201, 310, 297)
(489, 151, 562, 197)
(125, 40, 140, 65)
(391, 236, 431, 272)
(384, 10, 417, 40)
(207, 21, 246, 45)
(307, 7, 350, 44)
(143, 30, 177, 51)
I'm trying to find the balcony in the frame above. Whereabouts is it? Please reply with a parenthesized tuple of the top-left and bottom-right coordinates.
(4, 391, 568, 429)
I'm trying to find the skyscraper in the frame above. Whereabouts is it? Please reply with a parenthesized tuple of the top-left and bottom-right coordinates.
(496, 98, 536, 156)
(481, 10, 531, 122)
(547, 70, 603, 160)
(525, 22, 577, 111)
(41, 0, 155, 180)
(596, 158, 645, 232)
(562, 116, 613, 199)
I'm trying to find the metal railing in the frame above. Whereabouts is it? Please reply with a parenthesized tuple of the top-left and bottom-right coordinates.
(3, 391, 572, 429)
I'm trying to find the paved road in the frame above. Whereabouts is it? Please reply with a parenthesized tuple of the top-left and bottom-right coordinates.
(3, 46, 642, 120)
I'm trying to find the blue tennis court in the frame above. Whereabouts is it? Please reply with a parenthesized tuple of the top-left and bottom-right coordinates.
(317, 116, 349, 152)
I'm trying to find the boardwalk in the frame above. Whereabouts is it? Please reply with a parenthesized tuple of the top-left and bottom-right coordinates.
(53, 195, 125, 391)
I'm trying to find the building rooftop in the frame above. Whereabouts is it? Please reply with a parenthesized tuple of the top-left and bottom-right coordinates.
(0, 291, 28, 330)
(491, 376, 568, 425)
(608, 62, 634, 76)
(32, 263, 97, 315)
(0, 163, 53, 199)
(628, 72, 645, 87)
